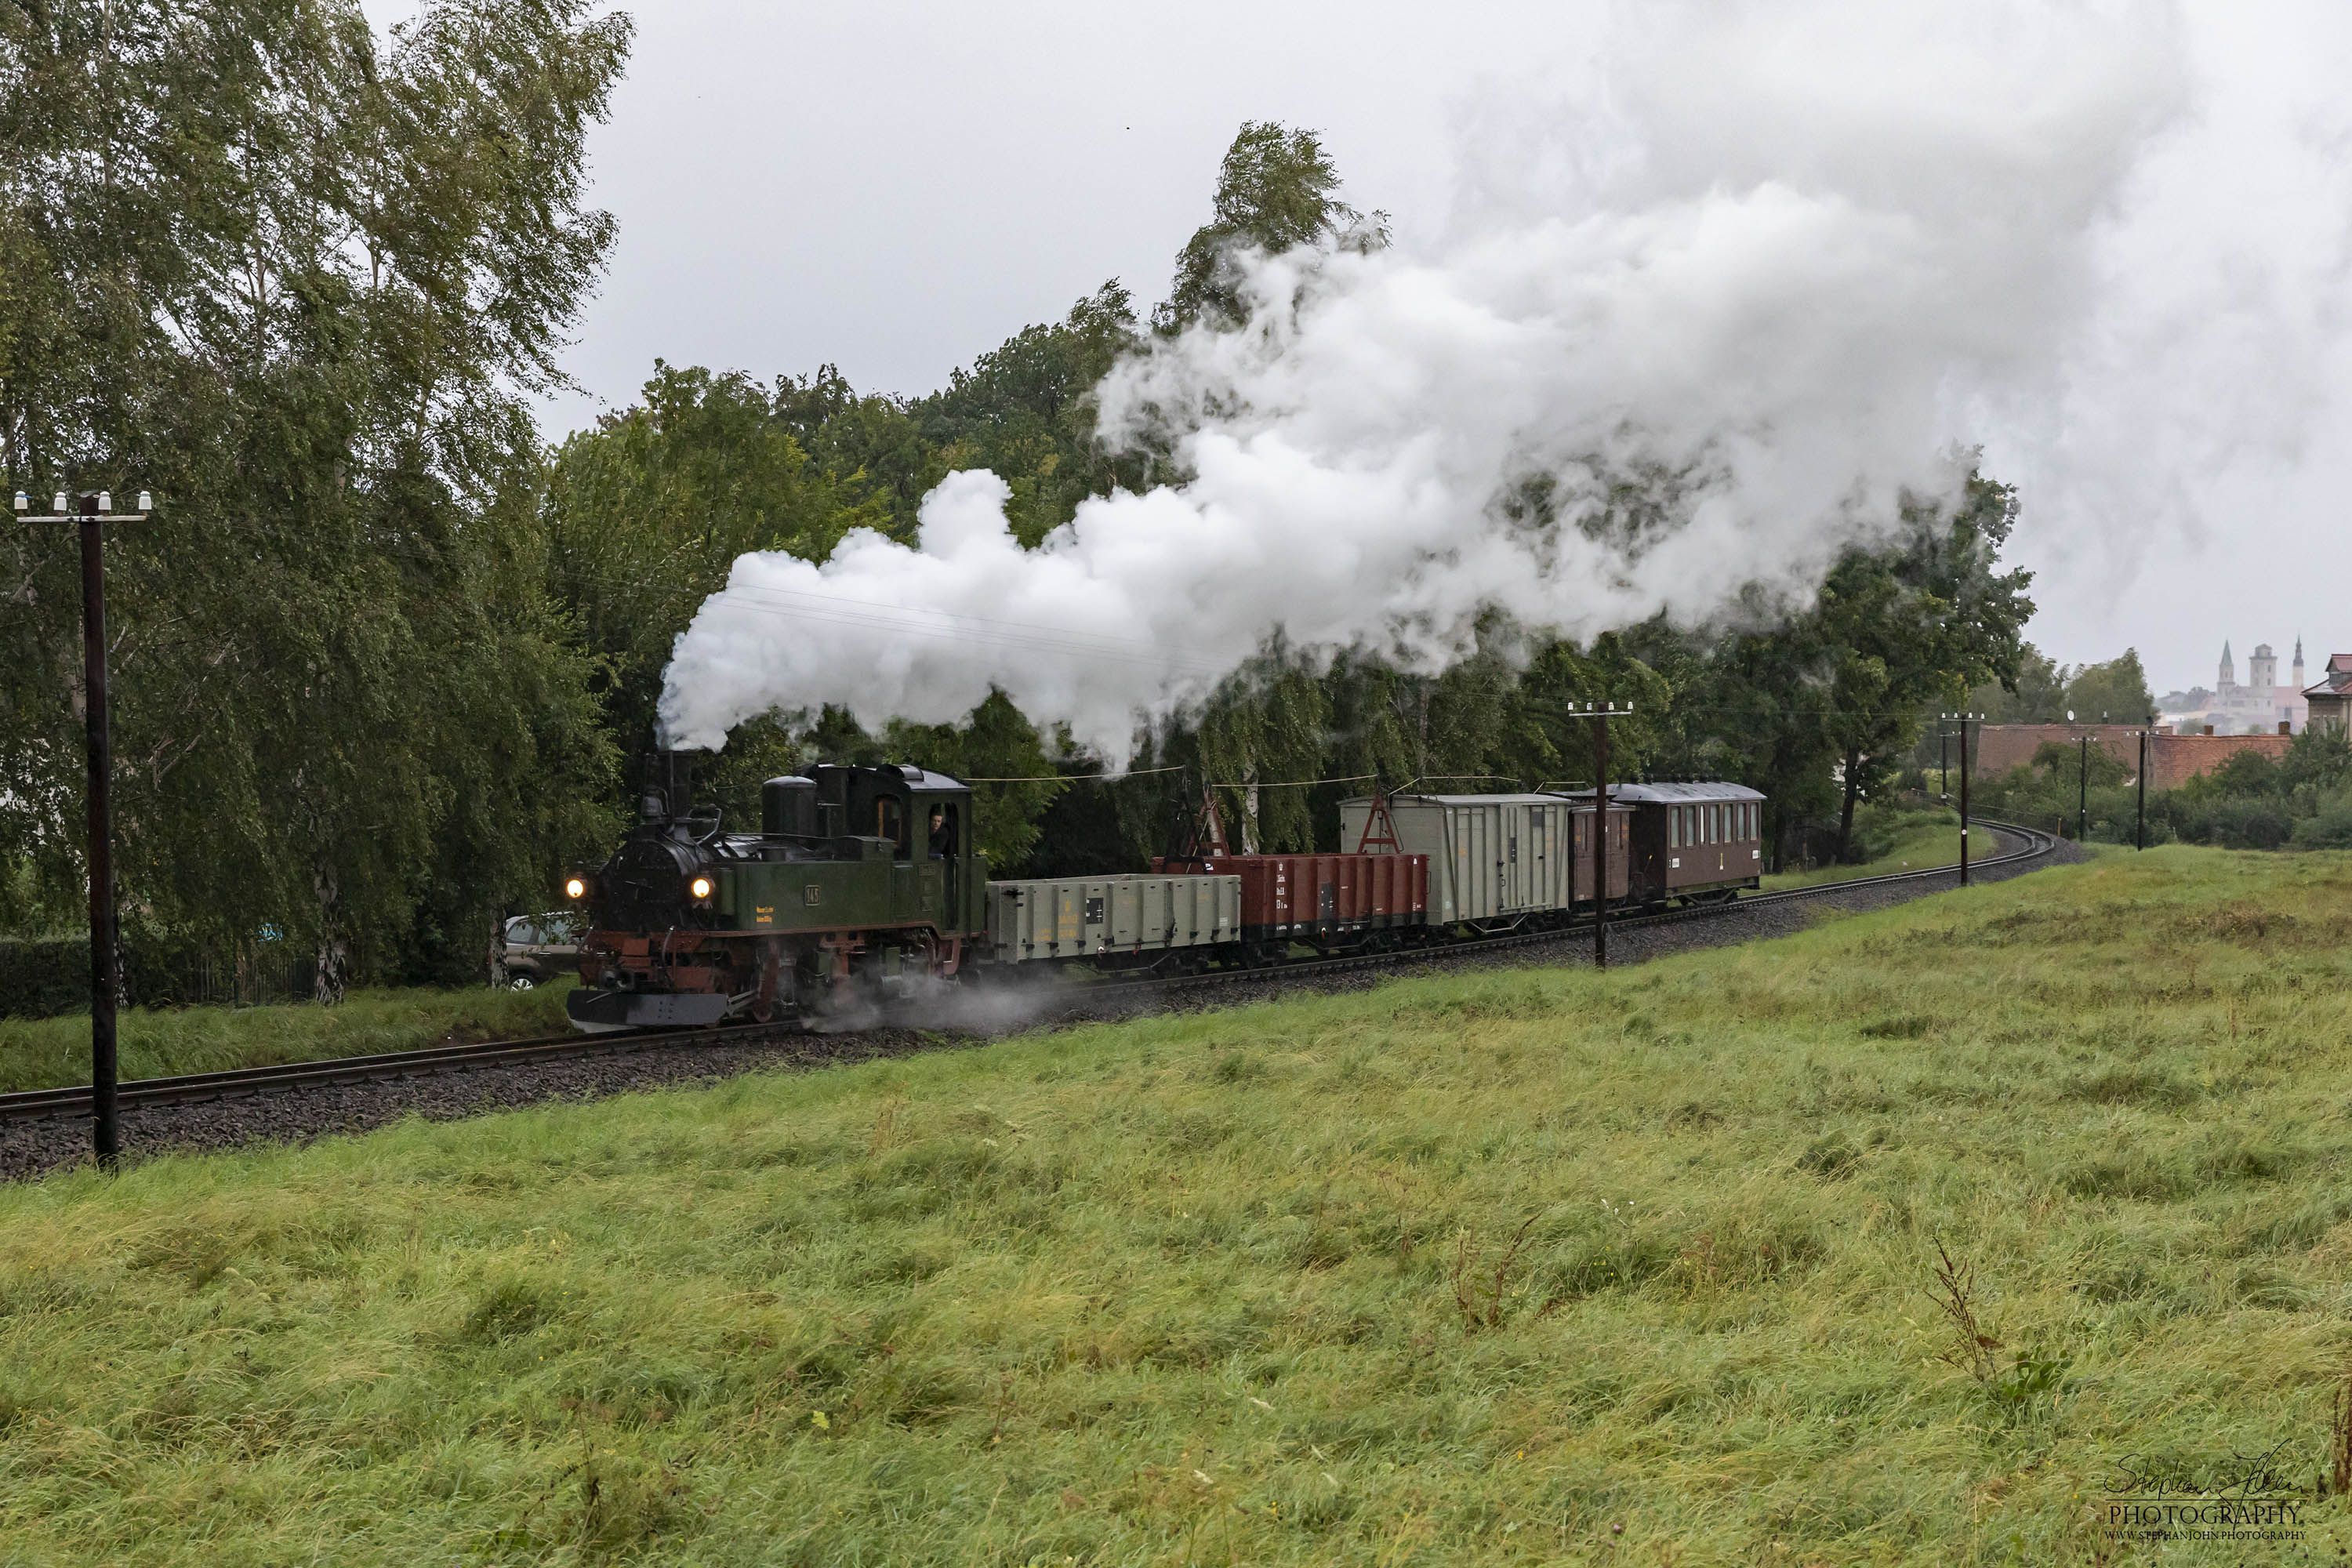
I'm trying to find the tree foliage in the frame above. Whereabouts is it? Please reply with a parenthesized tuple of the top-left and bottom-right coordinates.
(1970, 645, 2153, 726)
(0, 0, 630, 993)
(1156, 122, 1385, 336)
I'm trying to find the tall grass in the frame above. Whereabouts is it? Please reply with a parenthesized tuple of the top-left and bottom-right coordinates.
(4, 848, 2352, 1563)
(0, 979, 575, 1092)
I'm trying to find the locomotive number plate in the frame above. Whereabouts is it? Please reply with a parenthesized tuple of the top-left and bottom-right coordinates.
(803, 884, 822, 906)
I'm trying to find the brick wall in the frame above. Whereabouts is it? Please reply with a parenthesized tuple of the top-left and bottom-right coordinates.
(1967, 724, 2143, 779)
(2144, 732, 2292, 789)
(1961, 724, 2292, 788)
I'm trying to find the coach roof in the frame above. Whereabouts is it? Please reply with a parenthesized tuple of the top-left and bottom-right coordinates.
(1545, 782, 1765, 804)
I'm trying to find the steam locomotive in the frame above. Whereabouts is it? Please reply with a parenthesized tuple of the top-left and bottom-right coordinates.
(564, 756, 982, 1031)
(561, 753, 1765, 1033)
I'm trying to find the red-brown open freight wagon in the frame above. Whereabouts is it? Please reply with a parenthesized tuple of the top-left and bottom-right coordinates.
(1151, 850, 1428, 949)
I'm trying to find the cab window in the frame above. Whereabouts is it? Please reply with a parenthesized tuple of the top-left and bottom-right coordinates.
(876, 797, 909, 860)
(928, 801, 960, 858)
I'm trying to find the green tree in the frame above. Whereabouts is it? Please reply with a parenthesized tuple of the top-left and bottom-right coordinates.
(1807, 474, 2034, 859)
(1969, 644, 2067, 723)
(0, 0, 630, 994)
(1156, 122, 1386, 336)
(914, 281, 1145, 545)
(2062, 650, 2154, 725)
(770, 364, 938, 541)
(543, 361, 891, 800)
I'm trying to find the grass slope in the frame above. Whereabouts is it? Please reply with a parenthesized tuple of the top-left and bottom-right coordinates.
(1760, 806, 1965, 891)
(5, 849, 2352, 1563)
(0, 980, 576, 1093)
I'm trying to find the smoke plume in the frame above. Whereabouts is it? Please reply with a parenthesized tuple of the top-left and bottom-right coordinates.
(657, 1, 2296, 758)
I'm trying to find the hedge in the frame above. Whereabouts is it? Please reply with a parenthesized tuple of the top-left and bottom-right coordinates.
(0, 930, 313, 1019)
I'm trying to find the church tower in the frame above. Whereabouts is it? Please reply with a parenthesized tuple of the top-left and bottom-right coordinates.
(2252, 643, 2278, 691)
(2296, 635, 2306, 690)
(2220, 640, 2235, 689)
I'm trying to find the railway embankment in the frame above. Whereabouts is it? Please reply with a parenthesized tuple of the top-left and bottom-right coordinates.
(4, 845, 2346, 1562)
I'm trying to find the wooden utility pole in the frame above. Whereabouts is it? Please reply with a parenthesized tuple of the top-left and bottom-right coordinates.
(1587, 702, 1635, 969)
(14, 487, 152, 1169)
(1944, 712, 1978, 887)
(2131, 719, 2154, 850)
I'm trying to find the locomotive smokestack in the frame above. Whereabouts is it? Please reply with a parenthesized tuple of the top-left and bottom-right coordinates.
(641, 748, 702, 822)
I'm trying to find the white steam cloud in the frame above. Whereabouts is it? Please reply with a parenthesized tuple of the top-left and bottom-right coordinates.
(658, 1, 2314, 758)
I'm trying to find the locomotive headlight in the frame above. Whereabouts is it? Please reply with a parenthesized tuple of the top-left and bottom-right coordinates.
(564, 876, 587, 900)
(689, 875, 714, 902)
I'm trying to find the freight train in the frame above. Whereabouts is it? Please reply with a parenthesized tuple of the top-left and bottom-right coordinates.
(561, 755, 1764, 1032)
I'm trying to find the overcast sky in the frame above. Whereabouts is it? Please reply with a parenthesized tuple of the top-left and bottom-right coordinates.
(371, 0, 2352, 702)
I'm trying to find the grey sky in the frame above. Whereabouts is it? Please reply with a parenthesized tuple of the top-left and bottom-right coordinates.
(372, 0, 2352, 702)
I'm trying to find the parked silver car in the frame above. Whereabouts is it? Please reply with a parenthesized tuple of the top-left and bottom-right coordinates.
(502, 912, 583, 989)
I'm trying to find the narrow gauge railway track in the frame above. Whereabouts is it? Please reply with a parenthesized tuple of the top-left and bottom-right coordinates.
(0, 820, 2056, 1129)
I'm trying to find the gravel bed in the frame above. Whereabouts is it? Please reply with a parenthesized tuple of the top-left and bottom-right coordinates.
(1, 829, 2087, 1182)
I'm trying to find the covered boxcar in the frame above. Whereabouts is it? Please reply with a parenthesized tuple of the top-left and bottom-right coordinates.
(1549, 782, 1765, 905)
(1336, 793, 1630, 928)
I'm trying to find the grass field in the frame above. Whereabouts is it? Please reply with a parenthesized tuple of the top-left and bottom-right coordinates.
(5, 848, 2352, 1563)
(0, 979, 575, 1093)
(1760, 805, 1966, 890)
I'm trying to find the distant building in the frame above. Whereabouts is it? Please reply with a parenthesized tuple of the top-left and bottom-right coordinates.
(2303, 653, 2352, 734)
(2165, 637, 2307, 734)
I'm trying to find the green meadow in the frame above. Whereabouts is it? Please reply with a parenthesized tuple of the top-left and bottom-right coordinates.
(4, 848, 2352, 1564)
(0, 980, 575, 1094)
(1759, 804, 1969, 891)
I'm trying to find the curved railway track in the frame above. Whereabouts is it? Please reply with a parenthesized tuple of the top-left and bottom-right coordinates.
(0, 819, 2059, 1130)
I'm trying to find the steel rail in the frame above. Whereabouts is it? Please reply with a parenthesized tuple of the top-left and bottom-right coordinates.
(0, 819, 2056, 1127)
(0, 1021, 808, 1124)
